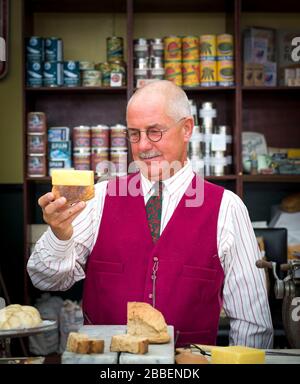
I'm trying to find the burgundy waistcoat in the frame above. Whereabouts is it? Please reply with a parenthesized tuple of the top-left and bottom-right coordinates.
(82, 173, 225, 346)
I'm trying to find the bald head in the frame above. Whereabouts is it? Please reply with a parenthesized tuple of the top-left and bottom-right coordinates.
(126, 80, 191, 122)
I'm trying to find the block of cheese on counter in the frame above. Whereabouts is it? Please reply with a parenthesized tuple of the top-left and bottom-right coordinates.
(51, 170, 95, 204)
(211, 346, 265, 364)
(110, 334, 149, 354)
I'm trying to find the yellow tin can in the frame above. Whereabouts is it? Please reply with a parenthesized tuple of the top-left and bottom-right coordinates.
(199, 35, 216, 60)
(164, 36, 182, 61)
(182, 36, 199, 61)
(182, 60, 200, 87)
(217, 60, 234, 86)
(217, 34, 234, 60)
(200, 60, 217, 86)
(164, 60, 182, 86)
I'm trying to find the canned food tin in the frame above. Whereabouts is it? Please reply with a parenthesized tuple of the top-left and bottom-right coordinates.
(217, 34, 234, 60)
(182, 61, 200, 87)
(73, 152, 91, 171)
(134, 57, 149, 69)
(91, 148, 110, 176)
(27, 154, 46, 177)
(134, 68, 149, 87)
(164, 60, 182, 86)
(79, 61, 95, 70)
(199, 35, 216, 61)
(164, 36, 182, 61)
(82, 77, 102, 87)
(217, 60, 234, 86)
(110, 125, 127, 148)
(26, 62, 42, 88)
(27, 133, 46, 154)
(149, 38, 164, 58)
(43, 61, 63, 87)
(96, 62, 111, 87)
(91, 125, 110, 148)
(134, 38, 149, 59)
(73, 126, 91, 147)
(110, 149, 128, 176)
(26, 36, 44, 63)
(82, 70, 102, 86)
(63, 61, 80, 87)
(182, 36, 199, 61)
(200, 61, 217, 86)
(150, 67, 165, 80)
(107, 36, 124, 63)
(27, 112, 47, 133)
(150, 56, 164, 69)
(44, 37, 63, 62)
(110, 61, 126, 86)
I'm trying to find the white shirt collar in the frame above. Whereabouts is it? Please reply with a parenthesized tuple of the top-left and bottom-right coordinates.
(140, 159, 194, 200)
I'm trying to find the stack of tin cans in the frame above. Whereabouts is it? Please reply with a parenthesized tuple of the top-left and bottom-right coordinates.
(133, 38, 164, 88)
(164, 36, 182, 86)
(106, 36, 127, 87)
(27, 112, 47, 177)
(72, 126, 91, 170)
(48, 127, 72, 175)
(26, 36, 82, 87)
(182, 36, 200, 87)
(110, 124, 128, 177)
(188, 101, 233, 176)
(91, 125, 110, 176)
(199, 34, 234, 87)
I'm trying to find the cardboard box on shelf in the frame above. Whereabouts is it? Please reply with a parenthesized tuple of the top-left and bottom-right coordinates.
(243, 27, 276, 64)
(243, 63, 254, 86)
(263, 62, 277, 86)
(253, 64, 264, 86)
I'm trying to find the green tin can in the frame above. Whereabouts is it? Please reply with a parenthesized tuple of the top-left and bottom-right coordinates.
(96, 62, 111, 87)
(110, 60, 126, 86)
(107, 36, 124, 63)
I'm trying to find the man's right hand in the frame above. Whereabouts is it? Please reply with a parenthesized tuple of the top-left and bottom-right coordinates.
(38, 192, 86, 241)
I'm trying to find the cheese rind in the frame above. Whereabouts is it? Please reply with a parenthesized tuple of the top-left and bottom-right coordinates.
(52, 170, 94, 186)
(211, 346, 265, 364)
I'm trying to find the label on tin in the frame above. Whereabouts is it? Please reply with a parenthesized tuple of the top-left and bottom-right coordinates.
(28, 155, 46, 177)
(45, 38, 63, 62)
(63, 61, 80, 87)
(43, 62, 63, 87)
(28, 112, 46, 133)
(26, 37, 44, 62)
(27, 62, 42, 87)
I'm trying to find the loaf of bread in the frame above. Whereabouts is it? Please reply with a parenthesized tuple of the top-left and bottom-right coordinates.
(0, 304, 42, 330)
(281, 192, 300, 213)
(127, 302, 170, 344)
(66, 332, 104, 354)
(110, 334, 149, 354)
(51, 169, 95, 205)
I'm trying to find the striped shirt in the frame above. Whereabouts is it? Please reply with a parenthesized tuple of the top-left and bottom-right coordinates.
(27, 161, 273, 348)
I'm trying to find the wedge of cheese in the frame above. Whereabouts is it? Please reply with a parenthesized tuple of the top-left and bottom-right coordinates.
(211, 346, 265, 364)
(52, 170, 94, 186)
(51, 170, 95, 204)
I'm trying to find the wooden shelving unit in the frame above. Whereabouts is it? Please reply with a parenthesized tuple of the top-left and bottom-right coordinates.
(22, 0, 300, 304)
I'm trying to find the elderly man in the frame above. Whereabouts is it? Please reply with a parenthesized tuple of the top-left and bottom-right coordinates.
(28, 80, 273, 348)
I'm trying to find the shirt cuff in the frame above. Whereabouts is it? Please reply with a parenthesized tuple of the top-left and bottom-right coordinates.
(44, 227, 75, 258)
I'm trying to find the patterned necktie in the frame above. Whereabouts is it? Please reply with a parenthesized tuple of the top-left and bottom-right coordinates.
(146, 181, 163, 243)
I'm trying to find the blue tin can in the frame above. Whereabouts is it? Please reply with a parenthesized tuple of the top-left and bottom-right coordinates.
(43, 61, 63, 87)
(26, 61, 42, 87)
(63, 61, 80, 87)
(44, 37, 63, 62)
(26, 36, 44, 63)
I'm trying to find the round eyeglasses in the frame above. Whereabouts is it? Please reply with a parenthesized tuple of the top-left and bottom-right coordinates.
(125, 117, 187, 143)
